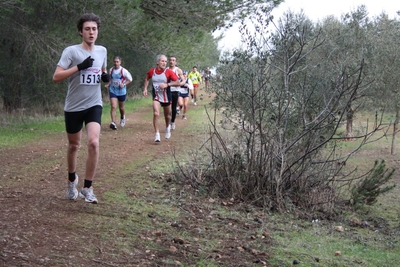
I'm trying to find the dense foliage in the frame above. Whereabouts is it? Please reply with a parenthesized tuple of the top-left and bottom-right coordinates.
(0, 0, 282, 114)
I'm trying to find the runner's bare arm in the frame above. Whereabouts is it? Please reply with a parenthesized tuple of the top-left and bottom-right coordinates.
(143, 77, 149, 96)
(177, 68, 186, 86)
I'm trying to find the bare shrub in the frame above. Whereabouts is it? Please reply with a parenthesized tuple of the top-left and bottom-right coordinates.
(177, 7, 395, 216)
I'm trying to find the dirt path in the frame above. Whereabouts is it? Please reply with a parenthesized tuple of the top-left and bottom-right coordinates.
(0, 87, 272, 266)
(0, 97, 203, 266)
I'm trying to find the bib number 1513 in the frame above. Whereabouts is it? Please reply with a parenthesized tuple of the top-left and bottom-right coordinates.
(80, 68, 101, 85)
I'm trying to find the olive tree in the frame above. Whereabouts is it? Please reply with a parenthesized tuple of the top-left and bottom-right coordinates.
(367, 14, 400, 154)
(185, 7, 392, 215)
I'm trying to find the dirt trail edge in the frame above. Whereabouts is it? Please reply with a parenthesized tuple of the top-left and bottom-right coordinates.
(0, 93, 271, 267)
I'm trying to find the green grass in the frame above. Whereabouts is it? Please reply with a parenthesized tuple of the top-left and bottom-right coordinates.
(0, 116, 65, 148)
(268, 218, 399, 266)
(0, 96, 150, 149)
(0, 95, 207, 149)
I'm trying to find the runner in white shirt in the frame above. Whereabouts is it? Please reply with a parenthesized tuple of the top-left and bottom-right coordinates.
(168, 56, 185, 130)
(53, 13, 109, 204)
(143, 54, 184, 142)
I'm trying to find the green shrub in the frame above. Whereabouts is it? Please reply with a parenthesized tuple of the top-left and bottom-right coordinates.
(350, 159, 396, 208)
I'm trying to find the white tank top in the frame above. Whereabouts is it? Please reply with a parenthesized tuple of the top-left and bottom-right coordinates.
(170, 67, 181, 92)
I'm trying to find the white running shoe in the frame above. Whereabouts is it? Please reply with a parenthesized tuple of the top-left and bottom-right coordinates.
(154, 132, 161, 142)
(191, 99, 194, 103)
(79, 187, 98, 204)
(176, 108, 180, 115)
(194, 102, 197, 106)
(110, 122, 117, 130)
(170, 122, 176, 130)
(120, 116, 126, 127)
(66, 175, 79, 200)
(165, 125, 171, 139)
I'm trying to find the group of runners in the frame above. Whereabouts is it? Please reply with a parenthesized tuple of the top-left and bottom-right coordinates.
(143, 55, 205, 142)
(52, 13, 210, 204)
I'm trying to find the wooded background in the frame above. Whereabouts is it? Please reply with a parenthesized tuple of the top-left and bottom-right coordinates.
(0, 0, 283, 114)
(1, 0, 400, 125)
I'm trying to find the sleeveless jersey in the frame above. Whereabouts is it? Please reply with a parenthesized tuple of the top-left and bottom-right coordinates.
(170, 67, 181, 93)
(204, 70, 212, 80)
(179, 78, 193, 95)
(151, 68, 171, 103)
(188, 71, 202, 85)
(109, 66, 132, 96)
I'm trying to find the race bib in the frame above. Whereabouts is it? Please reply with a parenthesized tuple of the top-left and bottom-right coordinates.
(154, 82, 162, 92)
(80, 67, 101, 85)
(112, 80, 120, 87)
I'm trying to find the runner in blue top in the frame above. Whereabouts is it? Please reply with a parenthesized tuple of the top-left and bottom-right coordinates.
(105, 56, 132, 130)
(178, 70, 193, 120)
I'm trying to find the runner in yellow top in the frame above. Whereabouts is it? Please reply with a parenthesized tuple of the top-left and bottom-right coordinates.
(187, 66, 202, 106)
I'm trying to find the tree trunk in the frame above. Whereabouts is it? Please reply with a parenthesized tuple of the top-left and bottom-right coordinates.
(391, 107, 400, 155)
(345, 105, 355, 141)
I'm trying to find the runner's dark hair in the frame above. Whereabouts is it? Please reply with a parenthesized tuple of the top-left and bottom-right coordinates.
(77, 13, 101, 32)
